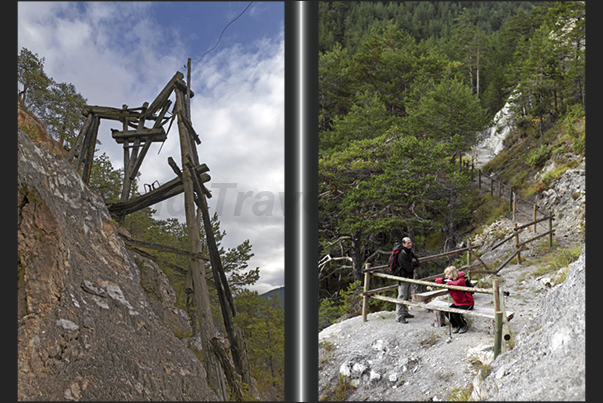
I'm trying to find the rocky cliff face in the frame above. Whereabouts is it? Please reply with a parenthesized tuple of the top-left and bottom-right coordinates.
(17, 128, 217, 400)
(475, 95, 515, 167)
(478, 248, 586, 400)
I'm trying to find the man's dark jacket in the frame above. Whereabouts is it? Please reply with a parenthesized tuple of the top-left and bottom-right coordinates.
(397, 247, 420, 278)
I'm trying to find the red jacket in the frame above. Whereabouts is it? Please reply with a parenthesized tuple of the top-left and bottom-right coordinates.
(435, 271, 475, 306)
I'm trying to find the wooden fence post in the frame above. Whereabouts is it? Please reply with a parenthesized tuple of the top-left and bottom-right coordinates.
(490, 176, 494, 196)
(494, 311, 503, 359)
(362, 264, 371, 322)
(549, 216, 554, 248)
(533, 204, 538, 233)
(478, 170, 481, 189)
(514, 222, 521, 265)
(493, 279, 502, 358)
(498, 285, 512, 344)
(493, 279, 500, 312)
(509, 188, 513, 212)
(512, 192, 517, 222)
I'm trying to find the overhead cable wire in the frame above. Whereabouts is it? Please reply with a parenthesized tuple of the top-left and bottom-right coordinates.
(192, 1, 253, 68)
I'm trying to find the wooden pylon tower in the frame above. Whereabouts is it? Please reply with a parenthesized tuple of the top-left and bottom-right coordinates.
(68, 61, 253, 400)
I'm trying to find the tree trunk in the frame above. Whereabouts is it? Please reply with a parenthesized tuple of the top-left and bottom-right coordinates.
(351, 231, 363, 282)
(476, 46, 480, 98)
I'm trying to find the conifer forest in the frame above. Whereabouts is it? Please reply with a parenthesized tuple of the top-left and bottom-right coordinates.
(318, 1, 585, 328)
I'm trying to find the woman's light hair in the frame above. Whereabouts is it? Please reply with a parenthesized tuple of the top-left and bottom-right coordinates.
(444, 266, 459, 281)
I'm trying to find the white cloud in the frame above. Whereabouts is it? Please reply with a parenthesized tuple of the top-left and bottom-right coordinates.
(188, 34, 285, 293)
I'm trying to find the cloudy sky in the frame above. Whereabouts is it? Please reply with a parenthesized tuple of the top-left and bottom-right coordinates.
(18, 1, 284, 294)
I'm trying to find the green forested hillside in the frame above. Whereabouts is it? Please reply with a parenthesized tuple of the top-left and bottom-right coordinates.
(318, 1, 585, 325)
(319, 1, 538, 54)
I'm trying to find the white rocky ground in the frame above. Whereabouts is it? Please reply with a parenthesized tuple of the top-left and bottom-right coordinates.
(318, 245, 585, 401)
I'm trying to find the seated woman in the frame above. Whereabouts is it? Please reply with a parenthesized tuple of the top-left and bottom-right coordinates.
(435, 266, 474, 334)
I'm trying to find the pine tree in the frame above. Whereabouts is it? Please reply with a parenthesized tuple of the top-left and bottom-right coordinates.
(17, 47, 51, 111)
(17, 47, 87, 149)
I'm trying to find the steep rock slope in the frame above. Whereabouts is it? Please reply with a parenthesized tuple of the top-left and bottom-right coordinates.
(478, 248, 586, 401)
(17, 129, 217, 401)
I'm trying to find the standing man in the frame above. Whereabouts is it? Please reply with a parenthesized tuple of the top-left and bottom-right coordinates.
(396, 237, 420, 323)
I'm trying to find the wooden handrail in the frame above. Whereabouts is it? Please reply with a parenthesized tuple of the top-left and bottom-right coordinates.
(516, 230, 554, 248)
(370, 272, 494, 294)
(419, 245, 482, 262)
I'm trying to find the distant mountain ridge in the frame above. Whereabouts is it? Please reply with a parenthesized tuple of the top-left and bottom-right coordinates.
(260, 286, 284, 310)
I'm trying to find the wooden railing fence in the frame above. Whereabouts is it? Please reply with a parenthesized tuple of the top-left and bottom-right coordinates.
(357, 158, 556, 358)
(361, 266, 511, 358)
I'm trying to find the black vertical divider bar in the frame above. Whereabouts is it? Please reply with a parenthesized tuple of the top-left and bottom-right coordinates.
(284, 2, 319, 402)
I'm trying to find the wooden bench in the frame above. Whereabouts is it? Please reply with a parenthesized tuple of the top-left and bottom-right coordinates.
(424, 299, 514, 321)
(412, 289, 448, 303)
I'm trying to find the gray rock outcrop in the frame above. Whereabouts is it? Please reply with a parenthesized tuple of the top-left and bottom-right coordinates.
(478, 248, 586, 401)
(537, 163, 585, 243)
(18, 129, 217, 400)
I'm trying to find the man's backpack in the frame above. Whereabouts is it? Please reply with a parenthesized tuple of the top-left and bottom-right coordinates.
(464, 276, 475, 294)
(388, 244, 402, 276)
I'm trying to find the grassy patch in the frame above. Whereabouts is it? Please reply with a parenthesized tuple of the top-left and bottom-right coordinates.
(470, 194, 510, 241)
(527, 244, 582, 280)
(320, 375, 357, 401)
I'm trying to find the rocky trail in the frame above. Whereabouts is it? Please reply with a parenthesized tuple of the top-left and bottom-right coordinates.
(318, 246, 578, 401)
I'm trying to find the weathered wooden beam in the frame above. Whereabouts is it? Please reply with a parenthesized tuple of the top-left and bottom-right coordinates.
(125, 245, 218, 291)
(111, 127, 167, 144)
(143, 72, 193, 119)
(153, 99, 172, 129)
(178, 111, 201, 145)
(120, 135, 141, 202)
(144, 72, 182, 117)
(514, 215, 554, 232)
(106, 164, 210, 216)
(75, 115, 98, 171)
(175, 77, 194, 99)
(80, 115, 100, 184)
(83, 105, 142, 120)
(68, 113, 95, 162)
(167, 156, 183, 177)
(185, 156, 212, 199)
(126, 245, 187, 275)
(126, 137, 153, 182)
(174, 89, 227, 398)
(365, 295, 514, 321)
(210, 337, 244, 401)
(489, 232, 517, 251)
(118, 233, 209, 260)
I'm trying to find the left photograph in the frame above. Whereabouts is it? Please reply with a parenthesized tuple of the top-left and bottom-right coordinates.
(18, 2, 284, 401)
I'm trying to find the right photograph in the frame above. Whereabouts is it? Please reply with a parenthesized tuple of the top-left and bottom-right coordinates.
(317, 2, 585, 401)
